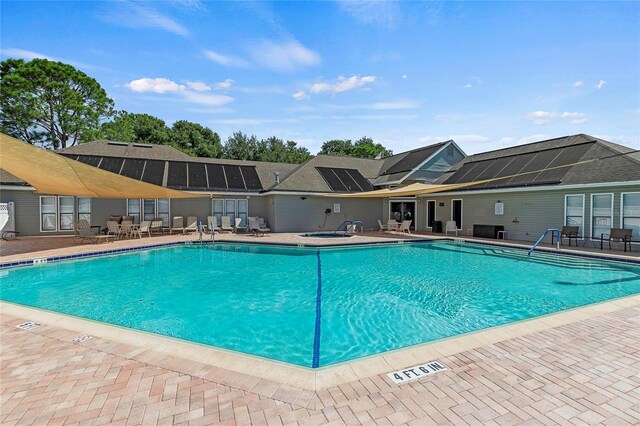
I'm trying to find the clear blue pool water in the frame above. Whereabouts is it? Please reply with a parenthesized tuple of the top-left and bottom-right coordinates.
(1, 241, 639, 367)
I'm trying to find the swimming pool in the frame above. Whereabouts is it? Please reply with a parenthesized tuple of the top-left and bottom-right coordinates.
(300, 232, 354, 238)
(1, 241, 639, 368)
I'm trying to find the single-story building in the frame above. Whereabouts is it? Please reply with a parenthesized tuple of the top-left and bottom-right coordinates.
(1, 134, 638, 243)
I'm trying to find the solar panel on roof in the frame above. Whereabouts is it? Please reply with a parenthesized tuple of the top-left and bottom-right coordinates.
(382, 145, 443, 175)
(346, 169, 374, 191)
(224, 165, 246, 190)
(317, 167, 347, 192)
(504, 148, 562, 186)
(468, 156, 514, 185)
(533, 143, 592, 184)
(141, 160, 165, 186)
(98, 157, 124, 174)
(188, 163, 208, 188)
(239, 166, 262, 190)
(333, 168, 361, 191)
(490, 152, 536, 182)
(120, 159, 145, 180)
(76, 155, 102, 167)
(167, 162, 188, 188)
(443, 162, 478, 184)
(457, 159, 497, 183)
(206, 164, 227, 189)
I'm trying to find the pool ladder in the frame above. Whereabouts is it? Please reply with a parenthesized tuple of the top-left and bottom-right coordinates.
(334, 220, 365, 236)
(528, 228, 560, 256)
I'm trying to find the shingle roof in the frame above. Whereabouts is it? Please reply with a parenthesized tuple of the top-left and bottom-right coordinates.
(0, 169, 29, 185)
(271, 155, 384, 193)
(378, 141, 449, 176)
(436, 134, 640, 189)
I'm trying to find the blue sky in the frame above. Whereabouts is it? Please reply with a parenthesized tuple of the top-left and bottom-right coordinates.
(2, 1, 639, 155)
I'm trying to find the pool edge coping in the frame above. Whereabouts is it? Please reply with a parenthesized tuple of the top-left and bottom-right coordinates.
(2, 293, 639, 392)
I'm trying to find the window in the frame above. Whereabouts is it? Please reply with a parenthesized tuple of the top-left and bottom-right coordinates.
(143, 199, 156, 222)
(40, 196, 75, 232)
(451, 199, 463, 230)
(225, 199, 237, 223)
(212, 199, 224, 224)
(77, 197, 91, 224)
(591, 193, 613, 239)
(126, 199, 141, 223)
(157, 199, 170, 227)
(621, 192, 640, 239)
(564, 195, 584, 238)
(237, 199, 248, 227)
(426, 200, 436, 229)
(40, 196, 57, 231)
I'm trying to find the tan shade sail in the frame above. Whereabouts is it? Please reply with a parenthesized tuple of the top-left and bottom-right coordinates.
(327, 180, 492, 198)
(0, 133, 208, 199)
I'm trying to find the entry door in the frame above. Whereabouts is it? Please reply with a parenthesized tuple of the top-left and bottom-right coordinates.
(390, 201, 416, 229)
(426, 200, 436, 229)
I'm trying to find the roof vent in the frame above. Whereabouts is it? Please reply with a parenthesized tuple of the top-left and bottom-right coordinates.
(107, 141, 128, 147)
(274, 172, 280, 184)
(132, 144, 153, 148)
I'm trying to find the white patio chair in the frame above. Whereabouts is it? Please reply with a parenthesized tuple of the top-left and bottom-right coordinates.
(445, 220, 459, 236)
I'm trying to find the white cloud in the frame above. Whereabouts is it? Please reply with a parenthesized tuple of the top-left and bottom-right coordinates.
(186, 81, 211, 92)
(203, 50, 249, 68)
(249, 40, 320, 72)
(310, 75, 376, 95)
(463, 84, 473, 89)
(597, 80, 606, 90)
(292, 90, 309, 100)
(338, 0, 400, 28)
(418, 134, 490, 145)
(215, 79, 234, 89)
(370, 100, 420, 110)
(402, 74, 408, 79)
(499, 137, 515, 145)
(181, 91, 233, 106)
(101, 2, 189, 37)
(127, 78, 186, 93)
(0, 48, 101, 71)
(573, 81, 584, 87)
(213, 118, 297, 126)
(526, 111, 587, 125)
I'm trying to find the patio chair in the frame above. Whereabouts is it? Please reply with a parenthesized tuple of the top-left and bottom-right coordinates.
(122, 215, 135, 223)
(220, 216, 234, 233)
(106, 221, 121, 239)
(378, 219, 388, 233)
(184, 216, 198, 234)
(207, 216, 221, 233)
(386, 220, 400, 233)
(74, 220, 111, 244)
(600, 228, 633, 252)
(150, 218, 164, 235)
(234, 217, 248, 233)
(120, 219, 134, 238)
(248, 217, 271, 236)
(134, 220, 152, 238)
(170, 216, 184, 234)
(445, 220, 459, 236)
(399, 220, 412, 234)
(552, 226, 580, 246)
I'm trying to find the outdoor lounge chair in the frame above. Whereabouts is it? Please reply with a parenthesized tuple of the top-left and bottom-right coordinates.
(552, 226, 580, 246)
(248, 217, 270, 236)
(378, 219, 388, 233)
(234, 217, 248, 233)
(74, 220, 111, 244)
(120, 219, 134, 238)
(445, 220, 459, 236)
(170, 216, 184, 234)
(150, 218, 164, 235)
(184, 216, 198, 234)
(399, 220, 412, 234)
(106, 220, 122, 239)
(207, 216, 221, 233)
(220, 216, 234, 233)
(134, 220, 151, 238)
(600, 228, 633, 252)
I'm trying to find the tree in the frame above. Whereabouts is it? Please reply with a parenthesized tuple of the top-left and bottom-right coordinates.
(171, 120, 222, 158)
(0, 58, 114, 149)
(318, 139, 353, 156)
(98, 111, 171, 145)
(317, 137, 392, 159)
(223, 131, 259, 160)
(256, 136, 312, 164)
(351, 136, 393, 158)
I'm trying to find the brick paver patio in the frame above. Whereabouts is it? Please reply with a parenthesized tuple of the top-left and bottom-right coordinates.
(2, 305, 639, 425)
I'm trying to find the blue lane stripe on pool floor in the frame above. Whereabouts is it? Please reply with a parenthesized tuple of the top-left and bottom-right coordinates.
(312, 249, 323, 368)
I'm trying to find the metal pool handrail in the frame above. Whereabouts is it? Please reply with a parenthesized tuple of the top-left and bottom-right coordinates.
(528, 228, 560, 256)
